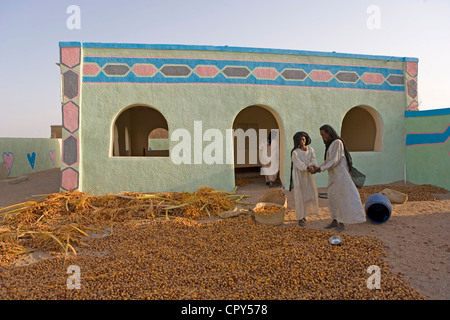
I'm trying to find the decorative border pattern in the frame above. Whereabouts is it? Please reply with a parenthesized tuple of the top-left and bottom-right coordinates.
(405, 61, 419, 111)
(406, 123, 450, 146)
(82, 56, 405, 92)
(60, 47, 81, 191)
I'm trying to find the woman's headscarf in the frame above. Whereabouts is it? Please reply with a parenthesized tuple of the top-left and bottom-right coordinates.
(319, 124, 352, 172)
(289, 131, 311, 191)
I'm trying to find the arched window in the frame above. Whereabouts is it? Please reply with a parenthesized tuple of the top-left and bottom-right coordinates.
(341, 106, 383, 152)
(112, 105, 169, 157)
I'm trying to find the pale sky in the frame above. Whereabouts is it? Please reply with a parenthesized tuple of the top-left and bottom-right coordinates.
(0, 0, 449, 138)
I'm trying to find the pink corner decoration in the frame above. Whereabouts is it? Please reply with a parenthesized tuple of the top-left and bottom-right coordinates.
(309, 70, 333, 82)
(60, 46, 81, 192)
(253, 67, 279, 80)
(61, 47, 81, 68)
(408, 101, 419, 111)
(2, 152, 14, 176)
(63, 102, 79, 133)
(361, 73, 385, 85)
(49, 150, 56, 167)
(61, 168, 79, 191)
(406, 62, 418, 78)
(194, 65, 220, 78)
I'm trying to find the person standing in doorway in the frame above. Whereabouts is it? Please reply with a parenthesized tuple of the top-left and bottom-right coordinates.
(289, 131, 319, 227)
(309, 124, 365, 232)
(260, 130, 279, 188)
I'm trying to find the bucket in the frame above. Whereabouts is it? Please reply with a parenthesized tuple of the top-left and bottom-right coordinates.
(365, 193, 392, 224)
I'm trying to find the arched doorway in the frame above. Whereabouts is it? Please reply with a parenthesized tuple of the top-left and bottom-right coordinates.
(232, 105, 284, 187)
(111, 105, 169, 157)
(341, 105, 383, 152)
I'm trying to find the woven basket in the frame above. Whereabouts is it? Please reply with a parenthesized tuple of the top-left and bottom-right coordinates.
(253, 200, 286, 226)
(258, 188, 288, 208)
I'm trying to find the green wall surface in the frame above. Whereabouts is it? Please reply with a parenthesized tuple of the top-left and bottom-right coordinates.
(406, 110, 450, 191)
(0, 138, 61, 178)
(80, 82, 407, 194)
(147, 139, 169, 151)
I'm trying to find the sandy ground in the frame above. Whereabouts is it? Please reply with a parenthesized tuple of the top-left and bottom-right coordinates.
(0, 168, 61, 208)
(0, 168, 449, 300)
(234, 175, 450, 300)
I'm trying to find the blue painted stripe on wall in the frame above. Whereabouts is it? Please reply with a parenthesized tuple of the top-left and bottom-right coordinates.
(405, 108, 450, 117)
(82, 56, 405, 91)
(406, 124, 450, 146)
(59, 41, 418, 62)
(83, 56, 405, 75)
(60, 42, 82, 47)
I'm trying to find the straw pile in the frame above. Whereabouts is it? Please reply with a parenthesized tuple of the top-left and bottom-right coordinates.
(0, 186, 247, 264)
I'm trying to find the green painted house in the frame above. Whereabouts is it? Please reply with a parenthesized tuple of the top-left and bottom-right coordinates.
(59, 42, 427, 194)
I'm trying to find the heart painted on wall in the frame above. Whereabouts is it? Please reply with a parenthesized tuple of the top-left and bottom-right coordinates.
(27, 152, 36, 169)
(49, 150, 56, 167)
(2, 152, 14, 176)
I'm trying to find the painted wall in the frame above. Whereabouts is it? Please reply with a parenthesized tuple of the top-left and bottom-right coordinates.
(59, 46, 81, 191)
(148, 139, 169, 151)
(405, 108, 450, 191)
(59, 42, 417, 194)
(0, 138, 61, 179)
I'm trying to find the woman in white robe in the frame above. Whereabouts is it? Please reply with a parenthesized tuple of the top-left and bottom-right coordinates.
(312, 125, 365, 232)
(289, 132, 319, 226)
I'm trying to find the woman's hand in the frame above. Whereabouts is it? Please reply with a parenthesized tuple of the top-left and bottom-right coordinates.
(308, 166, 320, 174)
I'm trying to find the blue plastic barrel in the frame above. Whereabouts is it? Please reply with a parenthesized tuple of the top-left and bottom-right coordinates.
(365, 193, 392, 224)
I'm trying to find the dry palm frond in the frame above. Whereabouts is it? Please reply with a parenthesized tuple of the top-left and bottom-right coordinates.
(0, 187, 248, 263)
